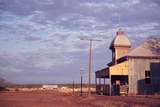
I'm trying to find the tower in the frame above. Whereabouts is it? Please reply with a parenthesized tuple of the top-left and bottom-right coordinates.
(109, 29, 131, 64)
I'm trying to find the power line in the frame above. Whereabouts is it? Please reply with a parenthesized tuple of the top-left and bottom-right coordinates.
(80, 37, 101, 96)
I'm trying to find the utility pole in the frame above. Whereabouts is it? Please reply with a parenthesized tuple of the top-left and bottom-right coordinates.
(80, 37, 101, 96)
(72, 80, 75, 95)
(80, 68, 84, 96)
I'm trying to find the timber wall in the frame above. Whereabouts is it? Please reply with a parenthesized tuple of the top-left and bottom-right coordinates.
(128, 58, 160, 95)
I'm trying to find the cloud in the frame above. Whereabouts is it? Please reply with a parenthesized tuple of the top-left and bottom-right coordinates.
(0, 55, 10, 67)
(79, 0, 140, 10)
(0, 0, 160, 83)
(24, 36, 41, 41)
(123, 22, 160, 38)
(35, 0, 55, 5)
(130, 22, 159, 32)
(80, 2, 115, 10)
(0, 10, 47, 36)
(0, 51, 75, 75)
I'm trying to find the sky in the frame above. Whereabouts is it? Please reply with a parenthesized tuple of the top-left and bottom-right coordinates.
(0, 0, 160, 84)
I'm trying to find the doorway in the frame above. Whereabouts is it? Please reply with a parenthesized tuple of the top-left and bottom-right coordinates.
(111, 75, 128, 96)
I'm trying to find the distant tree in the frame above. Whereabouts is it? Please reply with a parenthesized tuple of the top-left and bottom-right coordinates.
(0, 86, 7, 91)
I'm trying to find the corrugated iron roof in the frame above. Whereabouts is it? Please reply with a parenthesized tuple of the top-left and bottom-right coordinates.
(127, 37, 160, 58)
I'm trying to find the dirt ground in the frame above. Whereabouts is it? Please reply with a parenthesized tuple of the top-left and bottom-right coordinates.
(0, 91, 160, 107)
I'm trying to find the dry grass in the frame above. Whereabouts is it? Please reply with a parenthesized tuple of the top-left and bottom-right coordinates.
(0, 91, 160, 107)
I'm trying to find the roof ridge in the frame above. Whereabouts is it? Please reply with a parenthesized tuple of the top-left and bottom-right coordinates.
(127, 37, 160, 57)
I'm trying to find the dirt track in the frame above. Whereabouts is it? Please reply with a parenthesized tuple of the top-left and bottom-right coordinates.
(0, 91, 160, 107)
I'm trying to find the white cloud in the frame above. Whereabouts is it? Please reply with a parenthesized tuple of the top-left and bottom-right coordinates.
(73, 16, 107, 29)
(35, 0, 54, 5)
(80, 2, 116, 9)
(149, 2, 158, 8)
(125, 22, 159, 32)
(123, 0, 140, 7)
(123, 22, 160, 38)
(1, 0, 160, 83)
(1, 10, 158, 56)
(79, 0, 141, 11)
(0, 11, 47, 34)
(0, 51, 76, 74)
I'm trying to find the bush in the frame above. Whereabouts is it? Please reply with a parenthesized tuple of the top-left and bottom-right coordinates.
(0, 86, 7, 91)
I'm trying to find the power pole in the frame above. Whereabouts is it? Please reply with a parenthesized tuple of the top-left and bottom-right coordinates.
(80, 68, 84, 96)
(80, 38, 101, 96)
(72, 80, 75, 95)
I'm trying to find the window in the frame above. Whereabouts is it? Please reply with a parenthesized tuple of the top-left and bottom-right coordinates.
(145, 70, 151, 84)
(112, 52, 115, 60)
(145, 70, 151, 77)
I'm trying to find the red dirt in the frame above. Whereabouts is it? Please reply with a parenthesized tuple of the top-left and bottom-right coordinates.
(0, 91, 160, 107)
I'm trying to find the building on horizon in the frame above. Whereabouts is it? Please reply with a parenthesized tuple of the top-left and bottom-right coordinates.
(95, 30, 160, 95)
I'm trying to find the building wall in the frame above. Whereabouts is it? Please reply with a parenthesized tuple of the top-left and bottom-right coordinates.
(42, 85, 58, 89)
(128, 58, 160, 95)
(109, 61, 128, 75)
(115, 47, 129, 60)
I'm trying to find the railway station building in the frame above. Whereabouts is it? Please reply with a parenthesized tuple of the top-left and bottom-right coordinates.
(95, 30, 160, 95)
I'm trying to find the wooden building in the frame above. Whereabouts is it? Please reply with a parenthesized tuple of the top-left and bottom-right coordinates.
(95, 30, 160, 95)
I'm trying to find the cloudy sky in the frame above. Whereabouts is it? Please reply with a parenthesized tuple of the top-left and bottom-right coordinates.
(0, 0, 160, 84)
